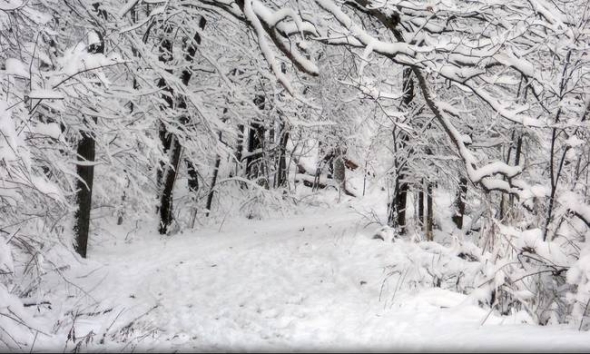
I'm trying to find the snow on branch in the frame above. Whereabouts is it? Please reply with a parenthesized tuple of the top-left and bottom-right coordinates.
(414, 69, 522, 194)
(250, 0, 319, 76)
(251, 2, 315, 36)
(332, 0, 552, 132)
(241, 0, 295, 94)
(118, 0, 141, 18)
(51, 53, 128, 89)
(314, 0, 416, 58)
(314, 35, 364, 47)
(454, 81, 545, 128)
(471, 162, 522, 184)
(339, 79, 402, 100)
(560, 192, 590, 229)
(527, 0, 572, 30)
(0, 0, 25, 12)
(259, 20, 319, 76)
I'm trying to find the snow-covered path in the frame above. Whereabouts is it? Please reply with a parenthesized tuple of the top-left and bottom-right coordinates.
(90, 206, 383, 351)
(34, 205, 590, 352)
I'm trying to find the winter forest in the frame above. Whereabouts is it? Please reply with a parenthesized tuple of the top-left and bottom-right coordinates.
(1, 0, 590, 351)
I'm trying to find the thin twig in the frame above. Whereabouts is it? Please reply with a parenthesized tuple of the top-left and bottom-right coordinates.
(480, 305, 495, 326)
(30, 330, 39, 354)
(579, 298, 590, 331)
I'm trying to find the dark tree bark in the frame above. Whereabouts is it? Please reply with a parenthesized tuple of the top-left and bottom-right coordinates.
(426, 181, 434, 241)
(156, 23, 177, 234)
(452, 176, 468, 230)
(275, 121, 289, 188)
(158, 139, 183, 234)
(500, 131, 523, 220)
(417, 179, 424, 229)
(246, 93, 268, 187)
(187, 161, 199, 194)
(205, 156, 221, 216)
(206, 132, 223, 217)
(180, 19, 206, 196)
(116, 5, 142, 227)
(236, 124, 245, 170)
(246, 121, 265, 176)
(392, 176, 409, 232)
(499, 132, 512, 221)
(509, 134, 523, 208)
(227, 69, 245, 179)
(312, 141, 324, 191)
(324, 149, 335, 179)
(388, 68, 414, 234)
(117, 174, 129, 225)
(157, 18, 206, 234)
(73, 4, 106, 258)
(333, 146, 346, 192)
(74, 119, 97, 258)
(156, 22, 174, 187)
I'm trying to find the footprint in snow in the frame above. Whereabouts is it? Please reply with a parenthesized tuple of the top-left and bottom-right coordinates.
(170, 333, 190, 345)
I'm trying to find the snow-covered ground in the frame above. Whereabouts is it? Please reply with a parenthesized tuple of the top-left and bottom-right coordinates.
(9, 196, 590, 352)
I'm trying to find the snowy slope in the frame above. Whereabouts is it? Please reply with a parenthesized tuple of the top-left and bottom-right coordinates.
(10, 201, 590, 352)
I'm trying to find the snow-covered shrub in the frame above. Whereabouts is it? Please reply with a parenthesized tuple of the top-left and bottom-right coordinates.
(0, 98, 68, 350)
(473, 209, 590, 327)
(559, 192, 590, 329)
(567, 244, 590, 330)
(0, 281, 36, 350)
(381, 239, 486, 299)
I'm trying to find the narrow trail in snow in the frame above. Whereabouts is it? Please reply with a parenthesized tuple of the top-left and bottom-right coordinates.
(89, 206, 383, 351)
(40, 205, 590, 352)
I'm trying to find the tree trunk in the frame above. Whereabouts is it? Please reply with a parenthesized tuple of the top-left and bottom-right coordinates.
(206, 131, 222, 216)
(156, 22, 174, 190)
(246, 93, 267, 187)
(275, 120, 289, 188)
(74, 4, 106, 257)
(117, 174, 129, 225)
(500, 130, 515, 220)
(388, 68, 413, 234)
(181, 18, 206, 195)
(333, 146, 346, 192)
(157, 18, 206, 234)
(508, 134, 523, 210)
(159, 137, 182, 234)
(156, 22, 176, 234)
(246, 121, 265, 179)
(417, 179, 424, 229)
(115, 3, 140, 227)
(74, 119, 97, 258)
(187, 160, 199, 195)
(452, 176, 468, 230)
(394, 175, 409, 233)
(389, 173, 409, 233)
(544, 108, 562, 241)
(236, 124, 245, 175)
(205, 155, 221, 217)
(426, 181, 434, 241)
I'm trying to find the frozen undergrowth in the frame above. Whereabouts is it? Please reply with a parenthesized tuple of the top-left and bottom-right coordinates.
(1, 192, 590, 352)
